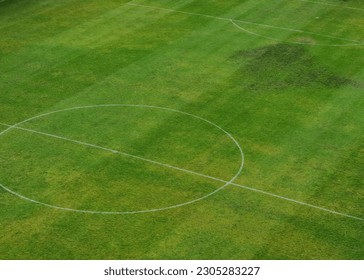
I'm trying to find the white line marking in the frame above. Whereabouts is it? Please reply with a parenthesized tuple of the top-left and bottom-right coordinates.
(0, 121, 233, 184)
(128, 2, 229, 21)
(230, 19, 362, 47)
(127, 2, 362, 45)
(0, 104, 244, 214)
(229, 183, 363, 221)
(0, 180, 226, 215)
(0, 118, 362, 221)
(299, 0, 364, 12)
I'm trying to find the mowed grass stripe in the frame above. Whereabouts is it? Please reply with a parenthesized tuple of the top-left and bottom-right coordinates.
(0, 1, 225, 121)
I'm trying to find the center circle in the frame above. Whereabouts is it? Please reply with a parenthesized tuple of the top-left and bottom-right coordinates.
(0, 104, 244, 214)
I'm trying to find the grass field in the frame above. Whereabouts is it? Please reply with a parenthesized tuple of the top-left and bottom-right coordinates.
(0, 0, 363, 259)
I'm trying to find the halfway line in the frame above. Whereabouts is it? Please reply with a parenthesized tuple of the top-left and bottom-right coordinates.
(0, 122, 362, 221)
(0, 122, 220, 183)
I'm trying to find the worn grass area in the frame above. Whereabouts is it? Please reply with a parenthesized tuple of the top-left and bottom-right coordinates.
(0, 0, 363, 259)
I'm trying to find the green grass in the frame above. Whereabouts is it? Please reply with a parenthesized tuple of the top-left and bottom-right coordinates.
(0, 0, 363, 259)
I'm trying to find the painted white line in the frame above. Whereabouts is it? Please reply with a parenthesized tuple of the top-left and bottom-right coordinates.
(127, 2, 229, 21)
(229, 183, 364, 221)
(0, 104, 244, 214)
(230, 19, 362, 47)
(127, 2, 362, 45)
(230, 19, 311, 46)
(0, 111, 363, 221)
(233, 19, 360, 44)
(0, 180, 227, 214)
(299, 0, 364, 12)
(0, 121, 235, 184)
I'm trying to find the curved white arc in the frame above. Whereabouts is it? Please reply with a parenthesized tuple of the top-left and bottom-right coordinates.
(0, 182, 227, 215)
(1, 158, 363, 220)
(127, 2, 363, 46)
(0, 105, 362, 221)
(230, 20, 362, 47)
(0, 121, 236, 185)
(0, 103, 245, 182)
(232, 20, 360, 44)
(0, 104, 244, 214)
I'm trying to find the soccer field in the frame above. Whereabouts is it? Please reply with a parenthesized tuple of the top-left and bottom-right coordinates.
(0, 0, 363, 259)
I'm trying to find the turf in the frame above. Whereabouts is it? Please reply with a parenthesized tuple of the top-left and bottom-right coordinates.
(0, 0, 363, 259)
